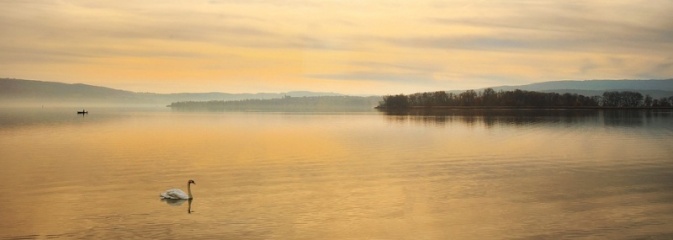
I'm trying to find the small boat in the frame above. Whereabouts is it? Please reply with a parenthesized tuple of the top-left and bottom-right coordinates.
(77, 109, 88, 114)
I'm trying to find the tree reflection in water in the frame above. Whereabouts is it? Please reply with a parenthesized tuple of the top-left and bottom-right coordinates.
(380, 109, 673, 128)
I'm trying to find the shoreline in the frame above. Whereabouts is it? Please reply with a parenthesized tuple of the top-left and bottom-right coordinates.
(375, 106, 673, 110)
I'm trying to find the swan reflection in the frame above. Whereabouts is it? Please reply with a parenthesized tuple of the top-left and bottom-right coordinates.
(161, 198, 193, 214)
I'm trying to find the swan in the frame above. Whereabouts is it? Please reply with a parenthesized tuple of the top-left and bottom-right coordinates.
(160, 180, 195, 200)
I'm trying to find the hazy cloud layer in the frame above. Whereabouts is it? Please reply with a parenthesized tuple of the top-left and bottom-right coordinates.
(1, 0, 672, 94)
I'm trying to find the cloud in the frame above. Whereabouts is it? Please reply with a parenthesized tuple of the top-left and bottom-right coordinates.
(2, 0, 673, 94)
(347, 61, 442, 73)
(396, 12, 673, 53)
(285, 36, 358, 51)
(305, 71, 436, 84)
(383, 36, 533, 51)
(380, 31, 671, 55)
(421, 2, 673, 54)
(637, 57, 673, 79)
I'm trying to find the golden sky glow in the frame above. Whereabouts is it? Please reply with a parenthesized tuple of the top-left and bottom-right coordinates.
(1, 0, 672, 94)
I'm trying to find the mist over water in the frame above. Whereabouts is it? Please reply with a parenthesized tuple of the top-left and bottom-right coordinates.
(1, 108, 672, 239)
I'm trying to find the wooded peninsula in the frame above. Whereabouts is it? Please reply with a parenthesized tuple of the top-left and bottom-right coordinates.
(377, 89, 673, 109)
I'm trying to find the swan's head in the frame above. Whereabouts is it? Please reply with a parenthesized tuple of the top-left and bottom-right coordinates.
(188, 179, 196, 185)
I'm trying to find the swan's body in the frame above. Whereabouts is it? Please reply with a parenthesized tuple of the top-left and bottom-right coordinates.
(160, 189, 190, 200)
(161, 180, 195, 200)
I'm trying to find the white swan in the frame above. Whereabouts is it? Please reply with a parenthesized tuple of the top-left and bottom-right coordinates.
(160, 179, 195, 200)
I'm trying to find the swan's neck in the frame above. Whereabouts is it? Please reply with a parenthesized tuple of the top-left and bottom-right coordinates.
(187, 183, 193, 199)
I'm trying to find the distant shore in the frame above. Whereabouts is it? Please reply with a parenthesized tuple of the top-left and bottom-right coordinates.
(377, 89, 673, 110)
(375, 106, 673, 110)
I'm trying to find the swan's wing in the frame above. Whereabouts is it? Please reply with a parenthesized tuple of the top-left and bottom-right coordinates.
(160, 188, 189, 199)
(161, 189, 186, 199)
(160, 191, 176, 199)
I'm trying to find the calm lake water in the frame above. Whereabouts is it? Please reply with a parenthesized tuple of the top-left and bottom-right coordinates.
(1, 108, 672, 239)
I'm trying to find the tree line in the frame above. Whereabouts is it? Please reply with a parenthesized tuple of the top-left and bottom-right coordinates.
(378, 88, 673, 109)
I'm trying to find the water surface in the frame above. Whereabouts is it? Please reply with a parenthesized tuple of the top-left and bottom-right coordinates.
(1, 108, 672, 239)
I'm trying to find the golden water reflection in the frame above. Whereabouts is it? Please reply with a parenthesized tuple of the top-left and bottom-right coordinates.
(0, 108, 672, 239)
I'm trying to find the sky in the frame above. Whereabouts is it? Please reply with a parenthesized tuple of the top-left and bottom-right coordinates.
(1, 0, 672, 95)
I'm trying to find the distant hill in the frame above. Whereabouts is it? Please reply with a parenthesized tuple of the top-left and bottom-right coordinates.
(169, 96, 382, 112)
(0, 78, 137, 99)
(0, 78, 343, 106)
(3, 78, 672, 107)
(482, 79, 673, 98)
